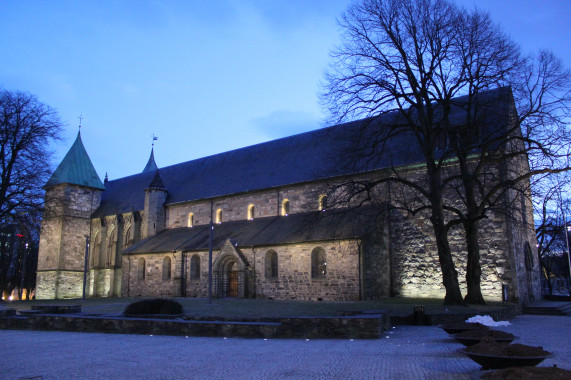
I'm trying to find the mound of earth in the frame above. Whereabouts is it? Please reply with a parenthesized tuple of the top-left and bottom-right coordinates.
(466, 337, 550, 357)
(456, 329, 514, 339)
(481, 366, 571, 379)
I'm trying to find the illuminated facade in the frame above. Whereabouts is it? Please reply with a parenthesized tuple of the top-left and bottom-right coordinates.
(36, 88, 542, 303)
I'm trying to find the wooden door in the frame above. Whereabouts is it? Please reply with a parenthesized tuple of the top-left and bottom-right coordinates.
(228, 271, 238, 297)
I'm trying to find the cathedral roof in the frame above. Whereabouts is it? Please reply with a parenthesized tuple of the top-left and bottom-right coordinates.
(45, 132, 105, 190)
(142, 147, 158, 173)
(94, 87, 513, 217)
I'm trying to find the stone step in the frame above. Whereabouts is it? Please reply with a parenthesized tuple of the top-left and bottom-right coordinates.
(0, 308, 16, 317)
(523, 303, 571, 316)
(31, 305, 82, 314)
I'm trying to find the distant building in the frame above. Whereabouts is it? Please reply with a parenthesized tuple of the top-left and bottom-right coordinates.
(36, 88, 541, 303)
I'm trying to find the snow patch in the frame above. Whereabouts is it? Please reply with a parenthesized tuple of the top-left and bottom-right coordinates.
(465, 315, 511, 326)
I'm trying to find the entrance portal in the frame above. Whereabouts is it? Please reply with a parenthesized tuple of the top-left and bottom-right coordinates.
(213, 239, 250, 298)
(228, 263, 238, 297)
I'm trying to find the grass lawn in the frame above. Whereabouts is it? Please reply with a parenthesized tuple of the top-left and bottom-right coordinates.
(5, 297, 512, 319)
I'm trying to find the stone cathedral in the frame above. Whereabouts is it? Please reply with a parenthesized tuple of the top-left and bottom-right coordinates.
(36, 88, 542, 304)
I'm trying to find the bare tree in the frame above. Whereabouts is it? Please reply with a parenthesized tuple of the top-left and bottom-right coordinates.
(321, 0, 571, 305)
(534, 174, 571, 295)
(0, 89, 62, 297)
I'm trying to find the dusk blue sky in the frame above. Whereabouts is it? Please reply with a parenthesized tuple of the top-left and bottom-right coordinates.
(1, 0, 570, 181)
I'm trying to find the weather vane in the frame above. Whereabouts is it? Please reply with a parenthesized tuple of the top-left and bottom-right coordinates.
(152, 133, 158, 148)
(78, 114, 84, 130)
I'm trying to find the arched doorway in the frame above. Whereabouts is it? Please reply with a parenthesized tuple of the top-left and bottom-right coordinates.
(213, 240, 250, 298)
(228, 262, 238, 297)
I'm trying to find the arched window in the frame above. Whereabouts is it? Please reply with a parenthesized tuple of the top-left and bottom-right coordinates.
(91, 233, 101, 268)
(311, 247, 326, 278)
(265, 250, 278, 278)
(188, 213, 194, 227)
(281, 199, 289, 216)
(247, 204, 255, 220)
(138, 258, 146, 280)
(162, 256, 171, 280)
(124, 226, 132, 249)
(216, 209, 223, 224)
(106, 229, 116, 267)
(190, 254, 201, 279)
(318, 194, 328, 211)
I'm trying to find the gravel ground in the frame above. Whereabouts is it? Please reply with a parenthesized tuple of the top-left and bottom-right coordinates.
(0, 315, 569, 380)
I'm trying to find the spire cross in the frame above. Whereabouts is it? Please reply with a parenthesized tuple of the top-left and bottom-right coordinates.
(78, 114, 84, 130)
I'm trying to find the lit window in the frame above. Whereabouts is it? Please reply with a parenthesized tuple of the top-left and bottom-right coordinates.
(188, 213, 194, 227)
(318, 194, 328, 211)
(281, 199, 289, 216)
(216, 209, 222, 224)
(247, 204, 255, 220)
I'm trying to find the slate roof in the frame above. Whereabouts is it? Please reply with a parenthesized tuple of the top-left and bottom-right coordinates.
(45, 132, 105, 190)
(142, 148, 158, 173)
(94, 87, 513, 217)
(123, 207, 382, 254)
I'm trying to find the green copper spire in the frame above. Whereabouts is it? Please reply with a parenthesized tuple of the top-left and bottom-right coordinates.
(45, 132, 105, 190)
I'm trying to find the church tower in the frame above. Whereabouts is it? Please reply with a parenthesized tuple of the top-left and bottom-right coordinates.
(142, 170, 167, 239)
(36, 132, 105, 299)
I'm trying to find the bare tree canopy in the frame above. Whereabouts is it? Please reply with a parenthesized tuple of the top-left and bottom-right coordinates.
(533, 173, 571, 295)
(321, 0, 571, 305)
(0, 89, 62, 297)
(0, 89, 62, 224)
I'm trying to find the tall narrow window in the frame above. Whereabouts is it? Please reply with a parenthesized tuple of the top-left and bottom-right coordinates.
(265, 250, 278, 278)
(190, 254, 201, 279)
(107, 229, 116, 267)
(281, 199, 289, 216)
(216, 209, 223, 224)
(138, 258, 146, 280)
(162, 256, 172, 280)
(318, 194, 328, 211)
(247, 204, 255, 220)
(124, 226, 132, 249)
(188, 213, 194, 227)
(311, 247, 326, 278)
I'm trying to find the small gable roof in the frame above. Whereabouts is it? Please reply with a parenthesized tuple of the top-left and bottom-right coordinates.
(45, 132, 105, 190)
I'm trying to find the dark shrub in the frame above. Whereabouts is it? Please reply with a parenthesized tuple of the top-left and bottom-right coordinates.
(123, 298, 183, 315)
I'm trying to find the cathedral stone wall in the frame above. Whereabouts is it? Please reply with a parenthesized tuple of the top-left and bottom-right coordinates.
(121, 253, 180, 298)
(166, 183, 318, 228)
(252, 240, 360, 301)
(122, 240, 361, 301)
(114, 163, 539, 303)
(36, 184, 101, 299)
(36, 270, 85, 299)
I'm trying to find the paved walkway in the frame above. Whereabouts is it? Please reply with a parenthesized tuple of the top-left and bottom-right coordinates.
(1, 315, 569, 380)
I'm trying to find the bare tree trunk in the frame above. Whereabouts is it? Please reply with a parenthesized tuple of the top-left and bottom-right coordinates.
(433, 217, 464, 305)
(464, 218, 486, 304)
(429, 169, 464, 305)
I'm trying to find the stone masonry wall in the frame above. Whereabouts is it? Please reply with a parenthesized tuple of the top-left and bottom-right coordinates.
(36, 184, 101, 299)
(121, 239, 360, 301)
(166, 183, 319, 229)
(121, 253, 180, 298)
